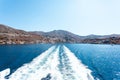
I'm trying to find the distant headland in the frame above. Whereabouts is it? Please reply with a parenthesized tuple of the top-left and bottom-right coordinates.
(0, 24, 120, 44)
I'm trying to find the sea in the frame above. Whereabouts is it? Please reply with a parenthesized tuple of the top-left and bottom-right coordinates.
(0, 44, 120, 80)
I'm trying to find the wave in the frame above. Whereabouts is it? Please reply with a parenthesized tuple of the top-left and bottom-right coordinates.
(0, 45, 94, 80)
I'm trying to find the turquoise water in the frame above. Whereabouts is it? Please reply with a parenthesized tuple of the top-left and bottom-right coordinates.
(0, 44, 120, 80)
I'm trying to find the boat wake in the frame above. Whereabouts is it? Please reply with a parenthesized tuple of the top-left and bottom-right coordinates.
(0, 45, 94, 80)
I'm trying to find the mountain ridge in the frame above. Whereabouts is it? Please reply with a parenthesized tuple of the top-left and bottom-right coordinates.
(0, 24, 120, 44)
(0, 24, 48, 44)
(30, 30, 83, 43)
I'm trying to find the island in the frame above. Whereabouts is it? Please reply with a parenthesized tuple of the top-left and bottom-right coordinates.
(0, 24, 120, 44)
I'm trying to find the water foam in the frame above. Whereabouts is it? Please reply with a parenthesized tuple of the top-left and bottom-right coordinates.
(0, 68, 10, 80)
(0, 45, 95, 80)
(61, 46, 94, 80)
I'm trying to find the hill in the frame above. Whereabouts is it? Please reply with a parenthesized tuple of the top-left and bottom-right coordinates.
(30, 30, 82, 43)
(0, 24, 47, 44)
(0, 24, 120, 44)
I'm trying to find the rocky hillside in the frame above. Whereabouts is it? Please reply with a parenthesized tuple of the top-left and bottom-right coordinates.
(30, 30, 82, 43)
(0, 24, 48, 44)
(31, 31, 120, 44)
(0, 24, 120, 44)
(82, 37, 120, 44)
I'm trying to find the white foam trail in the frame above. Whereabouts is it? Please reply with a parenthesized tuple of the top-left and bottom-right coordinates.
(61, 46, 94, 80)
(0, 45, 95, 80)
(0, 46, 63, 80)
(0, 68, 10, 80)
(8, 46, 62, 80)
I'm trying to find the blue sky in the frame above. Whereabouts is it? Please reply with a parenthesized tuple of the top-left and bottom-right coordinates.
(0, 0, 120, 35)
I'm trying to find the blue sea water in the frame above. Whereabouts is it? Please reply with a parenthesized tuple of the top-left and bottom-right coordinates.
(0, 44, 52, 75)
(0, 44, 120, 80)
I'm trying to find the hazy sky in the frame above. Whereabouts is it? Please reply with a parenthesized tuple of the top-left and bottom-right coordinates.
(0, 0, 120, 35)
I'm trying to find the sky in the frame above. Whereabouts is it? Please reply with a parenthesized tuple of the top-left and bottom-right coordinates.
(0, 0, 120, 35)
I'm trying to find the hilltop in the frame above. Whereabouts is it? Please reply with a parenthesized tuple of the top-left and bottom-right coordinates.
(0, 24, 120, 44)
(0, 24, 47, 44)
